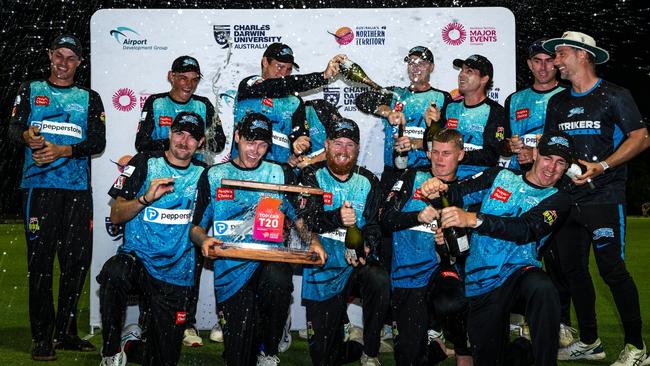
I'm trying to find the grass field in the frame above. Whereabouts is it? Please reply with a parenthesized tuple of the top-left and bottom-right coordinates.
(1, 218, 649, 365)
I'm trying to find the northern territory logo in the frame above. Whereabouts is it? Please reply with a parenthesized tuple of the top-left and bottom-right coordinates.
(109, 26, 168, 51)
(328, 27, 354, 45)
(112, 88, 137, 112)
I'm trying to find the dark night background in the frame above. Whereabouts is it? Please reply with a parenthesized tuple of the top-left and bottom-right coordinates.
(0, 0, 648, 217)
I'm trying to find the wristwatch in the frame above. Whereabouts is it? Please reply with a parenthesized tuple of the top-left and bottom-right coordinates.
(599, 161, 610, 172)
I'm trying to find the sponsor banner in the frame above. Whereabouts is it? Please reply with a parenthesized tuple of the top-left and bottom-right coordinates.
(32, 121, 83, 139)
(143, 207, 192, 225)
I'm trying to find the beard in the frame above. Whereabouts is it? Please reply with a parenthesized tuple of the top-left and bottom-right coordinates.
(326, 149, 357, 176)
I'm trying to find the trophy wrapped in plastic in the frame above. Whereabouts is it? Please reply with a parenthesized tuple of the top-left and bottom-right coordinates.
(207, 179, 324, 265)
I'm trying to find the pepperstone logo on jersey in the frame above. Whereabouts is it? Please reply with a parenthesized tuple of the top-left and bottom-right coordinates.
(112, 88, 137, 112)
(143, 207, 192, 225)
(214, 25, 230, 49)
(212, 220, 244, 236)
(490, 187, 511, 202)
(213, 24, 282, 49)
(441, 22, 467, 46)
(33, 121, 83, 139)
(109, 26, 168, 51)
(353, 26, 386, 46)
(328, 27, 354, 45)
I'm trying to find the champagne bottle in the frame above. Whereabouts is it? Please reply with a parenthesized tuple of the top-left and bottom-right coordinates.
(565, 159, 596, 189)
(340, 59, 383, 91)
(440, 192, 470, 258)
(344, 223, 365, 260)
(426, 105, 444, 151)
(498, 134, 515, 168)
(393, 102, 408, 170)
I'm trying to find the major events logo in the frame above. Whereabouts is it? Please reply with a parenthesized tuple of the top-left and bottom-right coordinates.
(213, 24, 282, 49)
(109, 26, 168, 51)
(441, 21, 498, 46)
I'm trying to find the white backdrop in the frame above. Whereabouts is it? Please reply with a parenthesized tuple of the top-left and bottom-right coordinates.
(90, 7, 515, 331)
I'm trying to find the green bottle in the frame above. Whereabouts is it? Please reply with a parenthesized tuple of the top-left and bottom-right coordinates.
(340, 59, 383, 91)
(440, 192, 469, 258)
(345, 223, 365, 260)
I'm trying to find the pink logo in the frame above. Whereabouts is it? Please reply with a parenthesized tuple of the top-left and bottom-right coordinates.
(329, 27, 354, 45)
(441, 22, 467, 46)
(112, 88, 137, 112)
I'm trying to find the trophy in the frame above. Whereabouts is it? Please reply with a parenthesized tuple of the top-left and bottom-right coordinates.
(207, 179, 325, 265)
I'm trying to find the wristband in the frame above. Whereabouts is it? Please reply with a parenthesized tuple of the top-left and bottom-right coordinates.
(599, 161, 609, 171)
(139, 195, 151, 206)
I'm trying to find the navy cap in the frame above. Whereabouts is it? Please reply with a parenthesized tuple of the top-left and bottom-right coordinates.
(171, 55, 202, 77)
(453, 54, 494, 80)
(537, 131, 575, 163)
(50, 34, 82, 58)
(263, 43, 300, 69)
(238, 113, 273, 144)
(528, 38, 553, 58)
(171, 112, 205, 141)
(404, 46, 434, 64)
(327, 118, 360, 144)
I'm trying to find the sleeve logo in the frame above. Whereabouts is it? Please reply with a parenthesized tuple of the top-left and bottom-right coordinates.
(489, 186, 511, 202)
(543, 210, 557, 226)
(113, 176, 125, 190)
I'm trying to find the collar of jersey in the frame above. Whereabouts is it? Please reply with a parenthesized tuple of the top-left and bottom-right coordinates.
(570, 78, 602, 97)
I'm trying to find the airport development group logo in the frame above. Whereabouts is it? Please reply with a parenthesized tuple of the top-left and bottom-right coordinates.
(212, 24, 282, 49)
(112, 88, 137, 112)
(109, 26, 168, 51)
(442, 22, 467, 46)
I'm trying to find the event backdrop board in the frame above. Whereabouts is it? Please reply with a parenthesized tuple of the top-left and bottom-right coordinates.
(90, 7, 515, 331)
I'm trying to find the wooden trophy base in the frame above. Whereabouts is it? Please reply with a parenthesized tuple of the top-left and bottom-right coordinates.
(208, 242, 322, 265)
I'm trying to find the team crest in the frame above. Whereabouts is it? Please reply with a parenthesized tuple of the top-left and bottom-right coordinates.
(29, 217, 40, 233)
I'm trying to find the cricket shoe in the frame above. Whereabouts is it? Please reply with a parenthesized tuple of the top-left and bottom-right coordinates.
(557, 338, 606, 360)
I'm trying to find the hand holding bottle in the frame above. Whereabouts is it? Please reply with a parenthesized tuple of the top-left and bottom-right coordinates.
(424, 103, 440, 128)
(340, 200, 357, 227)
(417, 205, 439, 224)
(420, 177, 449, 200)
(324, 54, 347, 80)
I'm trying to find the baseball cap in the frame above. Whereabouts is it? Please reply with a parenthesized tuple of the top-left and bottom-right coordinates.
(327, 118, 360, 144)
(537, 131, 575, 163)
(404, 46, 434, 64)
(528, 38, 553, 58)
(238, 113, 273, 144)
(171, 55, 202, 77)
(171, 112, 205, 141)
(263, 43, 300, 69)
(453, 54, 494, 80)
(50, 34, 82, 58)
(542, 31, 609, 64)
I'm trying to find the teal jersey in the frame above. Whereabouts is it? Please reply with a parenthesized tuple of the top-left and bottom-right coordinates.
(299, 162, 382, 301)
(192, 160, 297, 302)
(443, 98, 505, 179)
(504, 85, 564, 170)
(108, 152, 205, 286)
(10, 80, 105, 190)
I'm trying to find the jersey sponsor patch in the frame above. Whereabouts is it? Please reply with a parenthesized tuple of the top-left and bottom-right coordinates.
(213, 220, 244, 235)
(159, 116, 173, 127)
(515, 108, 529, 121)
(32, 121, 83, 139)
(320, 227, 346, 242)
(272, 130, 290, 149)
(464, 143, 483, 152)
(175, 311, 187, 325)
(490, 187, 511, 202)
(446, 118, 459, 129)
(522, 134, 538, 147)
(543, 210, 557, 226)
(323, 192, 333, 205)
(216, 187, 235, 201)
(413, 188, 424, 201)
(34, 96, 50, 106)
(262, 98, 274, 108)
(113, 176, 125, 190)
(408, 222, 438, 233)
(143, 207, 192, 225)
(404, 126, 425, 139)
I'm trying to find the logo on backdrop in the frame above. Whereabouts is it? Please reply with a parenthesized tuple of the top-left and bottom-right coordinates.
(442, 22, 467, 46)
(105, 217, 124, 242)
(488, 87, 500, 102)
(109, 26, 168, 51)
(112, 88, 137, 112)
(328, 27, 354, 46)
(212, 24, 282, 49)
(214, 25, 230, 48)
(323, 87, 341, 106)
(323, 86, 368, 112)
(352, 26, 386, 46)
(441, 22, 498, 46)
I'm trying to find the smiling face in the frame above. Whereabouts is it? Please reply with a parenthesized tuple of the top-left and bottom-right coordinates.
(527, 150, 568, 187)
(168, 71, 200, 103)
(528, 53, 557, 86)
(262, 58, 293, 79)
(325, 137, 359, 177)
(234, 131, 270, 168)
(553, 46, 587, 82)
(457, 64, 488, 96)
(168, 130, 201, 163)
(48, 48, 81, 86)
(406, 55, 433, 86)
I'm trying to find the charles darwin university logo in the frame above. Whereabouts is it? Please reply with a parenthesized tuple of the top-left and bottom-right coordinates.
(214, 25, 230, 48)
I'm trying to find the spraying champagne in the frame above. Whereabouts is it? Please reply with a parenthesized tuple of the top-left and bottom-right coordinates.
(340, 59, 383, 91)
